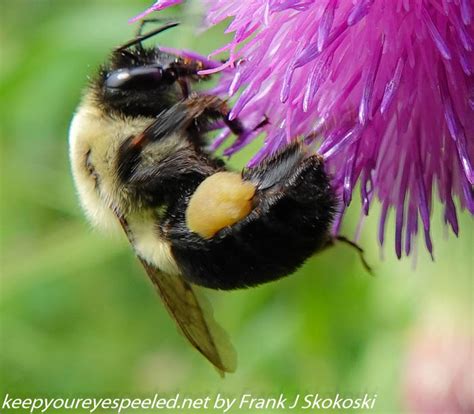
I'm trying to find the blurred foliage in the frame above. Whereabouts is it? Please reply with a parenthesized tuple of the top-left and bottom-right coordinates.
(0, 1, 472, 413)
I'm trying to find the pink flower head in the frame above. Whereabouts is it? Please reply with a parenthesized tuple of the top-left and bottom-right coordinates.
(139, 0, 474, 258)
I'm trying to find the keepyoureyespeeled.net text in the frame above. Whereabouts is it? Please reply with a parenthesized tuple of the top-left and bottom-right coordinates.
(1, 392, 378, 413)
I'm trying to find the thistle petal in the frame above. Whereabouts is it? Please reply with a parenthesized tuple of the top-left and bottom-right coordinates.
(142, 0, 474, 257)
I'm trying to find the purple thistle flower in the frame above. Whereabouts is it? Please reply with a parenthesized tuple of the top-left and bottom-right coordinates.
(139, 0, 474, 258)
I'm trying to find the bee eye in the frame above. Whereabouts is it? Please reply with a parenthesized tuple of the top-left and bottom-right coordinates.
(106, 66, 164, 90)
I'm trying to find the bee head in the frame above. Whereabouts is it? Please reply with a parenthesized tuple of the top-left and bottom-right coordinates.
(93, 22, 202, 117)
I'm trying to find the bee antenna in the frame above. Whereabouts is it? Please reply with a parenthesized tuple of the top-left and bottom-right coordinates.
(116, 21, 180, 52)
(335, 235, 374, 275)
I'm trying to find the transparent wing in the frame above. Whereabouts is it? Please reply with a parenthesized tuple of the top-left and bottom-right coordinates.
(117, 216, 236, 375)
(141, 261, 237, 374)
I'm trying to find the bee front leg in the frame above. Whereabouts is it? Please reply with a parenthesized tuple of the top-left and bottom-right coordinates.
(183, 94, 246, 136)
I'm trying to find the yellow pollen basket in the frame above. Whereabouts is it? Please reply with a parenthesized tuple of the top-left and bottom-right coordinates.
(186, 172, 256, 239)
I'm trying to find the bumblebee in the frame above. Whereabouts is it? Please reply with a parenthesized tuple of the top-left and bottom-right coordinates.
(69, 23, 339, 373)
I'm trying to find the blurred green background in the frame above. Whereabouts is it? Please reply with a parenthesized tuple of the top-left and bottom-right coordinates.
(0, 1, 472, 413)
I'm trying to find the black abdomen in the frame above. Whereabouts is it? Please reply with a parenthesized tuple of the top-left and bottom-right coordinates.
(166, 143, 337, 290)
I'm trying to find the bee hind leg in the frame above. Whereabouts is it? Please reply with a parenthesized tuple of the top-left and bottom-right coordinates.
(169, 142, 338, 289)
(331, 235, 374, 275)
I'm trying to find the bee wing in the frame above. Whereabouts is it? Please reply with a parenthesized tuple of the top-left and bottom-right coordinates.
(141, 260, 237, 375)
(117, 216, 236, 375)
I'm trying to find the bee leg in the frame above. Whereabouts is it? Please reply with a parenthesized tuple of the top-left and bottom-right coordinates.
(184, 94, 269, 144)
(115, 100, 221, 193)
(168, 142, 337, 289)
(186, 171, 257, 239)
(329, 236, 374, 275)
(183, 94, 245, 135)
(177, 78, 190, 98)
(247, 144, 372, 275)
